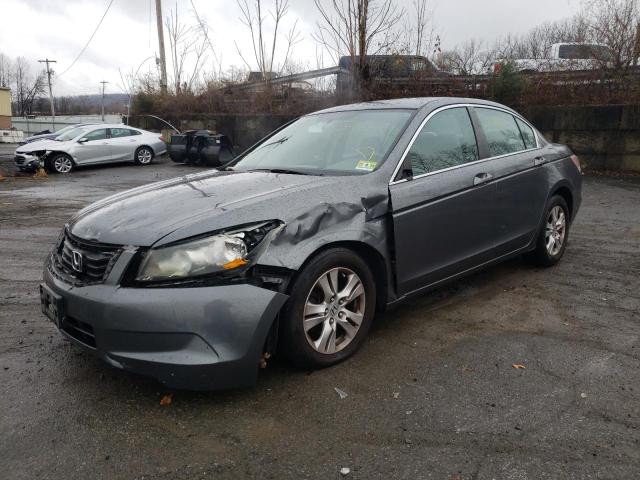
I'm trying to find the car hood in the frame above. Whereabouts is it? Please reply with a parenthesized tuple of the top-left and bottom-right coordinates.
(16, 138, 72, 152)
(25, 133, 55, 142)
(69, 169, 387, 247)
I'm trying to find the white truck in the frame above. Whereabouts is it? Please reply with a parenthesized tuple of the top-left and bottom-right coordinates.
(496, 42, 614, 73)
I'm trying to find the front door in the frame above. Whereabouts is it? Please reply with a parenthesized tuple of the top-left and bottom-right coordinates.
(75, 128, 111, 164)
(389, 106, 497, 295)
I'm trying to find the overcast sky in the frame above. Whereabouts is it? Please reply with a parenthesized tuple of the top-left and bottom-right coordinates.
(1, 0, 581, 96)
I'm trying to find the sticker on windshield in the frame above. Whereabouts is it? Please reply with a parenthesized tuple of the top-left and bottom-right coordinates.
(355, 160, 377, 171)
(355, 147, 377, 171)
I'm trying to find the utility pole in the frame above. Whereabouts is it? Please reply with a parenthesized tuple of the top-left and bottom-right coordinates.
(100, 80, 109, 122)
(38, 58, 57, 128)
(155, 0, 168, 93)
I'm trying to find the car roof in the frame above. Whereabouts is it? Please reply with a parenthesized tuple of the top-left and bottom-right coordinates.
(311, 97, 514, 114)
(82, 123, 138, 129)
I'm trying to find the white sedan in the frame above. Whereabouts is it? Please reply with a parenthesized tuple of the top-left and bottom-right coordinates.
(14, 124, 167, 173)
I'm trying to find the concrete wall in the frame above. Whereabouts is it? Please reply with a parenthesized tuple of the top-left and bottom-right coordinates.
(523, 104, 640, 172)
(136, 105, 640, 172)
(11, 114, 122, 135)
(134, 114, 297, 153)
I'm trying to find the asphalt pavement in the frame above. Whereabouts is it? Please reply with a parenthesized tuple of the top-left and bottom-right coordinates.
(1, 143, 639, 479)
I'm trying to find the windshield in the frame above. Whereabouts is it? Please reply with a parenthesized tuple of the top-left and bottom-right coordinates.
(55, 126, 91, 141)
(233, 109, 413, 175)
(54, 125, 76, 135)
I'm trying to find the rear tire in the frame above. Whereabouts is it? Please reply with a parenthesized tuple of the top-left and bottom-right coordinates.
(526, 195, 570, 267)
(280, 248, 376, 369)
(134, 146, 154, 165)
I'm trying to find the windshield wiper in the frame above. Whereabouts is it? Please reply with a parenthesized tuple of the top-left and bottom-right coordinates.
(247, 168, 318, 176)
(260, 136, 289, 148)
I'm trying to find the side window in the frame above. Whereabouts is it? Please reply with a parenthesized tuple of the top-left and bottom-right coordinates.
(83, 129, 108, 141)
(515, 117, 537, 149)
(130, 129, 142, 135)
(407, 108, 479, 176)
(110, 128, 131, 138)
(475, 108, 526, 157)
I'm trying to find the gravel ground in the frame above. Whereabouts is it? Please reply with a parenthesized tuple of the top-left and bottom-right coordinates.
(1, 143, 639, 480)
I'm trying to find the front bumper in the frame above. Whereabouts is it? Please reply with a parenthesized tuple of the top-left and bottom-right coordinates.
(42, 267, 288, 390)
(14, 153, 41, 170)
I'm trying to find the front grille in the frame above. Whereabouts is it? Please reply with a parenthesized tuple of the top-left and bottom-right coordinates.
(49, 230, 121, 286)
(62, 316, 96, 349)
(14, 155, 26, 165)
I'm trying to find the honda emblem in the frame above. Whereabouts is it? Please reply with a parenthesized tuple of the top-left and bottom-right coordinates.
(71, 250, 84, 273)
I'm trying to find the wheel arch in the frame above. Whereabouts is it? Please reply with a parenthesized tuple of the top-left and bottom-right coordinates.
(45, 151, 76, 170)
(550, 183, 574, 221)
(286, 240, 389, 312)
(136, 144, 156, 155)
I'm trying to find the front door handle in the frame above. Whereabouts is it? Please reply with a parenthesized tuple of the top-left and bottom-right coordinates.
(473, 172, 493, 185)
(534, 156, 547, 166)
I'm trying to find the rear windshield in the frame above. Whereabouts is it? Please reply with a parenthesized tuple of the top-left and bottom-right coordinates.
(233, 109, 413, 175)
(558, 44, 613, 61)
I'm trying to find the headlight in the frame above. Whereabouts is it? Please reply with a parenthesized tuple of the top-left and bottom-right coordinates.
(135, 221, 280, 282)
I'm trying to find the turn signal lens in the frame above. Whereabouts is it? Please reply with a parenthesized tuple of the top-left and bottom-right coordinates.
(222, 258, 249, 270)
(570, 154, 582, 173)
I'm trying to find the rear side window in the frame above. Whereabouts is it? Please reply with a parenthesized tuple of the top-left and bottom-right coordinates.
(475, 108, 526, 157)
(110, 128, 133, 138)
(515, 117, 537, 149)
(407, 108, 479, 176)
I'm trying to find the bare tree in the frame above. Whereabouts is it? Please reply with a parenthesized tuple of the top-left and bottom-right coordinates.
(165, 7, 209, 94)
(0, 53, 11, 88)
(313, 0, 403, 91)
(235, 0, 301, 81)
(583, 0, 640, 69)
(438, 39, 493, 75)
(13, 57, 46, 116)
(402, 0, 437, 58)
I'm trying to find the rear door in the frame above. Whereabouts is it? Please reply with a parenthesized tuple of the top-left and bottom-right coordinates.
(389, 106, 497, 294)
(108, 128, 139, 161)
(74, 128, 111, 164)
(471, 107, 548, 255)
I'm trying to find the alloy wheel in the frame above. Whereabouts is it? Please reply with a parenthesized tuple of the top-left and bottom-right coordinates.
(545, 205, 566, 256)
(303, 267, 366, 354)
(137, 148, 152, 164)
(53, 156, 73, 173)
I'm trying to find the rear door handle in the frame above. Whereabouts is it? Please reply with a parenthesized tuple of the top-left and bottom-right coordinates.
(473, 172, 493, 185)
(534, 156, 547, 166)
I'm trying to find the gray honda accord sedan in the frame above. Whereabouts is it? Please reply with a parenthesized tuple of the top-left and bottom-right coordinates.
(40, 97, 582, 390)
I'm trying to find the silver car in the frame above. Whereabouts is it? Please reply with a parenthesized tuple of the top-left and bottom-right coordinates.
(14, 124, 167, 173)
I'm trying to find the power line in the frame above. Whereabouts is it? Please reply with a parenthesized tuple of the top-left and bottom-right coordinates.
(57, 0, 116, 77)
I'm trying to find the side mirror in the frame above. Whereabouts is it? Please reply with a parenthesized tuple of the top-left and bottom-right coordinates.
(401, 167, 413, 181)
(77, 137, 88, 144)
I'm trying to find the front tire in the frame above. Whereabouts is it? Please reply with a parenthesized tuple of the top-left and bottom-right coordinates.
(280, 248, 376, 369)
(526, 195, 570, 267)
(134, 146, 154, 165)
(47, 153, 74, 174)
